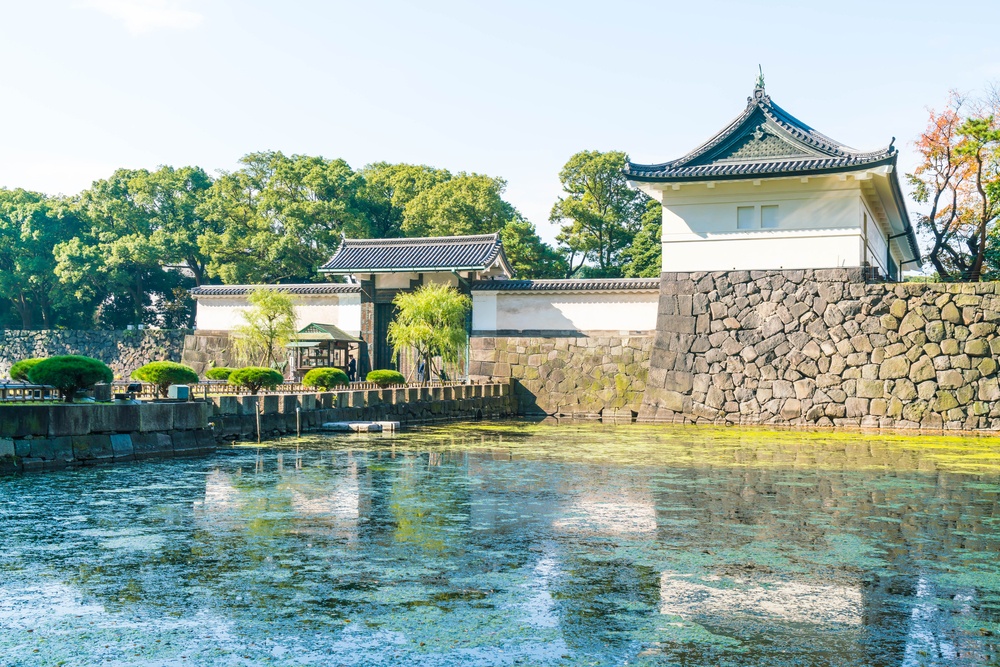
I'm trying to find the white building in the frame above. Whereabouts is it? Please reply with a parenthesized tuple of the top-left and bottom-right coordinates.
(626, 82, 920, 279)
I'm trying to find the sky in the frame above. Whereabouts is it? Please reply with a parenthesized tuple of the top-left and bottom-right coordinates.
(2, 0, 1000, 244)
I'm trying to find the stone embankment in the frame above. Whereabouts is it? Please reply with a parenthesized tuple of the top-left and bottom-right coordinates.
(0, 402, 214, 473)
(470, 335, 651, 417)
(0, 329, 187, 379)
(641, 269, 1000, 431)
(210, 383, 516, 440)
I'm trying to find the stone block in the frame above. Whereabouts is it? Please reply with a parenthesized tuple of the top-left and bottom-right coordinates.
(47, 406, 91, 437)
(261, 395, 280, 414)
(172, 402, 210, 430)
(110, 434, 134, 459)
(857, 379, 885, 399)
(138, 403, 175, 432)
(936, 369, 964, 389)
(241, 395, 259, 415)
(845, 397, 869, 418)
(216, 395, 241, 415)
(965, 339, 990, 356)
(72, 434, 114, 462)
(909, 357, 935, 383)
(171, 430, 202, 453)
(879, 356, 910, 380)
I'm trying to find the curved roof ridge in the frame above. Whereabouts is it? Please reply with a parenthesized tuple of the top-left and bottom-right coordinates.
(340, 232, 500, 246)
(625, 86, 894, 178)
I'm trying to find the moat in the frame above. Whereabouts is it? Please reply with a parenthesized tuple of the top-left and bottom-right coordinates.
(1, 420, 999, 666)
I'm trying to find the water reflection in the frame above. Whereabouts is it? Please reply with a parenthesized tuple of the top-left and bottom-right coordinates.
(1, 421, 998, 666)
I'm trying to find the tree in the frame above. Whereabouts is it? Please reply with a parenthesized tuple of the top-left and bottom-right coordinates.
(402, 174, 518, 237)
(27, 355, 113, 403)
(302, 367, 349, 390)
(620, 199, 663, 278)
(358, 163, 452, 238)
(387, 283, 471, 382)
(9, 358, 44, 382)
(228, 367, 284, 394)
(131, 361, 199, 398)
(0, 190, 90, 329)
(366, 369, 405, 386)
(198, 151, 367, 284)
(53, 167, 199, 328)
(907, 94, 1000, 281)
(231, 288, 297, 368)
(550, 151, 651, 277)
(500, 219, 567, 278)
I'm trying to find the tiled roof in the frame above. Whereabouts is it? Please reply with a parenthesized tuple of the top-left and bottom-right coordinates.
(190, 283, 360, 296)
(296, 322, 361, 342)
(625, 86, 895, 182)
(320, 233, 513, 275)
(471, 278, 660, 292)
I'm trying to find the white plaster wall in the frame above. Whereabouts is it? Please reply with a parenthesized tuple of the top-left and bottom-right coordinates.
(653, 177, 872, 271)
(473, 291, 659, 333)
(195, 294, 361, 335)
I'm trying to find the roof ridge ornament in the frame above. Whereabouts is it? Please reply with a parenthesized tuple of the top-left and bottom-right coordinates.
(749, 65, 770, 106)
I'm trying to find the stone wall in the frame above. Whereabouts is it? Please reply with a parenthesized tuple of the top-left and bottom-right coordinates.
(0, 329, 188, 380)
(640, 269, 1000, 431)
(181, 331, 234, 376)
(469, 335, 652, 416)
(210, 383, 517, 440)
(0, 402, 214, 473)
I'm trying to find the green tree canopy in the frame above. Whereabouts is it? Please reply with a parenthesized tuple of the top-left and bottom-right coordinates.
(620, 199, 663, 278)
(402, 174, 519, 237)
(500, 219, 568, 278)
(0, 189, 91, 328)
(550, 150, 653, 277)
(387, 283, 471, 382)
(359, 162, 452, 238)
(131, 361, 200, 398)
(198, 151, 368, 283)
(27, 355, 113, 403)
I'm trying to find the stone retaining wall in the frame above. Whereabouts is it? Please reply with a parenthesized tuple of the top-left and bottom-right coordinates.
(210, 383, 517, 439)
(640, 269, 1000, 431)
(0, 402, 214, 473)
(0, 329, 188, 380)
(469, 336, 651, 416)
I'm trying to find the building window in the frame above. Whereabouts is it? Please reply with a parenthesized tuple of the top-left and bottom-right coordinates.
(737, 206, 755, 230)
(761, 205, 779, 229)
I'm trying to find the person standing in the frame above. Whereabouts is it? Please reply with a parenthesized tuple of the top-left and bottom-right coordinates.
(348, 356, 357, 382)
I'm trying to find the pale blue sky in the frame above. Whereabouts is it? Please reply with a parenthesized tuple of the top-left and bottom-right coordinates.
(1, 0, 999, 243)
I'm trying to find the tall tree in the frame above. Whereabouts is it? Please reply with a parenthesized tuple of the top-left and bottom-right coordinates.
(358, 162, 451, 238)
(550, 150, 650, 277)
(908, 94, 1000, 281)
(0, 190, 89, 328)
(402, 174, 518, 237)
(198, 152, 367, 283)
(620, 199, 662, 278)
(500, 219, 567, 278)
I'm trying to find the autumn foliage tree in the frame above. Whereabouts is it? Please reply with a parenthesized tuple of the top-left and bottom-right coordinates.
(908, 94, 1000, 281)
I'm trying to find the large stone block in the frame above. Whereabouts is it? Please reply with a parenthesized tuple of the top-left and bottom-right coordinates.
(0, 405, 49, 438)
(138, 403, 175, 432)
(47, 405, 91, 437)
(110, 434, 134, 459)
(173, 402, 210, 430)
(72, 434, 114, 462)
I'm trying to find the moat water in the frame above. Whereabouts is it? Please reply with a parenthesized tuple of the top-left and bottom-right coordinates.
(1, 420, 999, 666)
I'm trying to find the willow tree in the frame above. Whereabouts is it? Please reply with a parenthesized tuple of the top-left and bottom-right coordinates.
(387, 283, 471, 382)
(232, 288, 297, 369)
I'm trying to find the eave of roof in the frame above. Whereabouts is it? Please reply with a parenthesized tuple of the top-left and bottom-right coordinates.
(470, 278, 660, 292)
(190, 284, 360, 297)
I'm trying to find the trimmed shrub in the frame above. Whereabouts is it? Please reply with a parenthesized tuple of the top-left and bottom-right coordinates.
(302, 367, 349, 390)
(9, 358, 44, 382)
(27, 355, 113, 403)
(366, 369, 406, 387)
(205, 367, 235, 381)
(132, 361, 200, 398)
(229, 367, 284, 395)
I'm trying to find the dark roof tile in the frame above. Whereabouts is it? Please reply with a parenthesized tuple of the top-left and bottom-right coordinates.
(471, 278, 659, 292)
(320, 233, 512, 275)
(190, 284, 360, 296)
